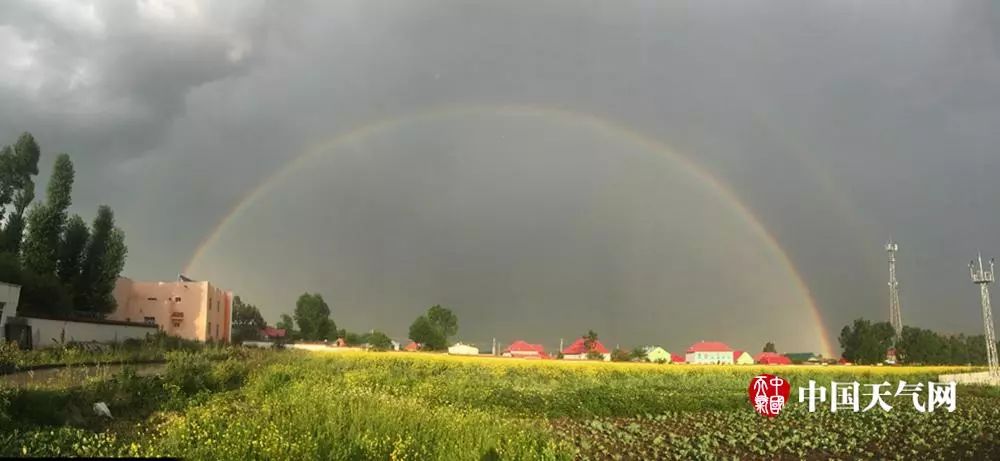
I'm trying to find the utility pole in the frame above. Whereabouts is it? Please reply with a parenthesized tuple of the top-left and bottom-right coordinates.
(970, 254, 999, 378)
(886, 239, 904, 343)
(559, 338, 564, 354)
(492, 337, 497, 356)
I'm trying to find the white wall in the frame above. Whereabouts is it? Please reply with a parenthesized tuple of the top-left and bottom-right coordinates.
(25, 317, 157, 348)
(448, 344, 479, 356)
(0, 282, 21, 328)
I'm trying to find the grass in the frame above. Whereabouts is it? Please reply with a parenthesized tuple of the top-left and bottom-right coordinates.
(1, 349, 996, 459)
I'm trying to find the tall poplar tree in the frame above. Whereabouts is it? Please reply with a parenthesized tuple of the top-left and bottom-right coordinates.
(22, 154, 74, 276)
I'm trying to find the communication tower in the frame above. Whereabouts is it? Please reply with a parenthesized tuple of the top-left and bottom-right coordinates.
(970, 254, 999, 378)
(886, 240, 903, 343)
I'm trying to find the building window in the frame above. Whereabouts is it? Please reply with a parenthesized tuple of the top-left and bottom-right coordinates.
(144, 316, 156, 325)
(147, 297, 157, 301)
(171, 319, 181, 327)
(174, 297, 181, 302)
(216, 323, 219, 337)
(208, 321, 211, 337)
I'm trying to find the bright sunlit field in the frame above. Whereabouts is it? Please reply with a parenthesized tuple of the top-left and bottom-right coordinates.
(3, 349, 998, 460)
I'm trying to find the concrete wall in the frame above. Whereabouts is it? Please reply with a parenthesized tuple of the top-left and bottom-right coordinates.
(687, 351, 735, 364)
(24, 317, 157, 348)
(0, 282, 21, 328)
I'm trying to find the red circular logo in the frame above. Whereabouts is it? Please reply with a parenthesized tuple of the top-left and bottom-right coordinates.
(748, 374, 790, 417)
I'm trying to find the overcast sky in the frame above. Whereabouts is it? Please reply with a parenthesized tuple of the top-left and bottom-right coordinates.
(2, 1, 999, 355)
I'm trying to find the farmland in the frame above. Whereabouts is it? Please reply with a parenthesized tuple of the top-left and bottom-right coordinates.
(2, 349, 999, 460)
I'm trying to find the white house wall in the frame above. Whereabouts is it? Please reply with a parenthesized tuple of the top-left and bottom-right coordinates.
(26, 317, 157, 348)
(0, 282, 20, 328)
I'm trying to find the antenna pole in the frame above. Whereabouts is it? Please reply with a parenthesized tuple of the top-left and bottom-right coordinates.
(886, 239, 904, 344)
(971, 254, 999, 378)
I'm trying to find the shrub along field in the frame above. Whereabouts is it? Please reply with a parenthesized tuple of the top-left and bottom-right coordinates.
(1, 350, 998, 460)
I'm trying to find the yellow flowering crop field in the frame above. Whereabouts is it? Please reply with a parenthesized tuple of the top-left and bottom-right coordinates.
(3, 348, 998, 460)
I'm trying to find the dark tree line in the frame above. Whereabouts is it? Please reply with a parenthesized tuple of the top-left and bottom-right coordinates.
(231, 296, 266, 344)
(839, 317, 999, 365)
(408, 305, 457, 350)
(0, 132, 127, 317)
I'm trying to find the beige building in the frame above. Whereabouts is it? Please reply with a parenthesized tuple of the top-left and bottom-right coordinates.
(109, 276, 232, 343)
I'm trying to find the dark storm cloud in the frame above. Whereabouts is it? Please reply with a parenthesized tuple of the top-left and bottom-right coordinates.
(2, 1, 1000, 350)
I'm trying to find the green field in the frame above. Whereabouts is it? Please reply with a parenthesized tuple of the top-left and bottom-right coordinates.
(2, 349, 998, 460)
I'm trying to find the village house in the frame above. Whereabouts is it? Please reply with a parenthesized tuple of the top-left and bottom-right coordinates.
(109, 275, 233, 343)
(448, 342, 480, 356)
(755, 352, 792, 365)
(562, 337, 610, 361)
(670, 353, 686, 363)
(260, 326, 286, 341)
(642, 346, 671, 363)
(503, 340, 548, 359)
(733, 350, 754, 365)
(404, 341, 421, 352)
(685, 341, 735, 364)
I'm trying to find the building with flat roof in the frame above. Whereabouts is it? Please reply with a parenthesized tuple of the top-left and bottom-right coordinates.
(109, 275, 232, 343)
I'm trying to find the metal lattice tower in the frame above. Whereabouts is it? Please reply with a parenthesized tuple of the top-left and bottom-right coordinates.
(970, 254, 999, 378)
(886, 240, 903, 343)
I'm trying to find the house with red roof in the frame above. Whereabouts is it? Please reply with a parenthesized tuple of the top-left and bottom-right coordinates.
(503, 340, 549, 359)
(685, 341, 735, 364)
(260, 326, 286, 340)
(755, 352, 792, 365)
(403, 341, 421, 352)
(670, 353, 686, 363)
(562, 337, 610, 361)
(733, 350, 754, 365)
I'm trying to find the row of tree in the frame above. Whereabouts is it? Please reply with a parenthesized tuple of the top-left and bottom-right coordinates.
(839, 318, 999, 365)
(230, 292, 397, 351)
(0, 133, 127, 316)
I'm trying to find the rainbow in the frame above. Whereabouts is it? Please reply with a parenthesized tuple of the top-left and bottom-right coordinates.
(184, 104, 834, 356)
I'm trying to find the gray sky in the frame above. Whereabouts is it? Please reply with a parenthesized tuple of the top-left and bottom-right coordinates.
(2, 1, 999, 355)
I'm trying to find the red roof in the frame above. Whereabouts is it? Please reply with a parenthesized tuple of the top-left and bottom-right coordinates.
(670, 353, 685, 363)
(733, 350, 747, 361)
(562, 337, 609, 355)
(404, 342, 421, 351)
(505, 340, 546, 354)
(686, 341, 732, 353)
(754, 352, 791, 365)
(261, 327, 286, 338)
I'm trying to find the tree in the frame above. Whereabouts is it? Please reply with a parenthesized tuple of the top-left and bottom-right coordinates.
(408, 315, 445, 350)
(56, 215, 88, 285)
(18, 270, 73, 316)
(611, 347, 632, 362)
(294, 293, 336, 341)
(75, 206, 127, 314)
(231, 296, 266, 344)
(582, 330, 604, 360)
(366, 331, 392, 351)
(763, 342, 776, 353)
(427, 305, 458, 338)
(839, 318, 895, 364)
(583, 330, 598, 351)
(630, 347, 648, 362)
(22, 154, 74, 277)
(344, 331, 365, 345)
(2, 179, 34, 255)
(408, 305, 458, 350)
(274, 314, 295, 336)
(0, 133, 40, 254)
